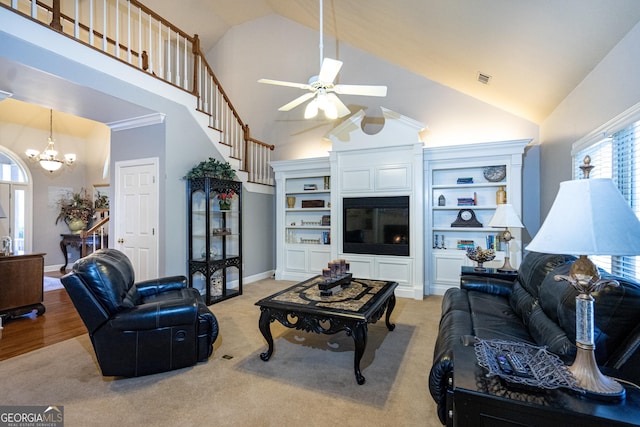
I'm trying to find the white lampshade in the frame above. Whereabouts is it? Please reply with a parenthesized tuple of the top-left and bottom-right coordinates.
(488, 204, 524, 228)
(527, 178, 640, 256)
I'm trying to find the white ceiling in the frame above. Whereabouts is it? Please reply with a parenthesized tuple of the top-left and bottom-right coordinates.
(144, 0, 640, 124)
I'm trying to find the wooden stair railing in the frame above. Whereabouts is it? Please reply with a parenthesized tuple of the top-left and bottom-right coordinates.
(81, 215, 110, 255)
(1, 0, 275, 186)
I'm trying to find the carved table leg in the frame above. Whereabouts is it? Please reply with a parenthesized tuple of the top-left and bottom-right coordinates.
(258, 307, 274, 361)
(351, 321, 368, 385)
(59, 239, 69, 273)
(385, 293, 397, 331)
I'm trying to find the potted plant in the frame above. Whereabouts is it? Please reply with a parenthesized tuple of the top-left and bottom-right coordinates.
(55, 188, 95, 234)
(217, 189, 236, 210)
(185, 158, 237, 209)
(184, 157, 236, 180)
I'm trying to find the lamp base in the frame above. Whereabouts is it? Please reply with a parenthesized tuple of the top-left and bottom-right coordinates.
(497, 256, 517, 272)
(570, 343, 626, 402)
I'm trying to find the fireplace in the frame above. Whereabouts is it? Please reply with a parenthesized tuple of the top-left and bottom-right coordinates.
(343, 196, 409, 256)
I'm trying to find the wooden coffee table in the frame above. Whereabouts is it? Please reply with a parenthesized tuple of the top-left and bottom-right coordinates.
(256, 276, 397, 385)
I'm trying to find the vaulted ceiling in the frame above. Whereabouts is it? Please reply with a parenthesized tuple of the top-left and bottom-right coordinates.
(145, 0, 640, 124)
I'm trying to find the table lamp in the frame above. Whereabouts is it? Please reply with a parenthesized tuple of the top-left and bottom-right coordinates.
(526, 159, 640, 401)
(488, 204, 524, 272)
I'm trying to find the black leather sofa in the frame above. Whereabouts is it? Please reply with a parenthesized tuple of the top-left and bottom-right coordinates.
(429, 252, 640, 425)
(61, 248, 219, 377)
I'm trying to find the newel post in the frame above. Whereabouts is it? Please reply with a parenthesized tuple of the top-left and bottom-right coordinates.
(192, 34, 200, 97)
(50, 0, 63, 31)
(242, 124, 251, 172)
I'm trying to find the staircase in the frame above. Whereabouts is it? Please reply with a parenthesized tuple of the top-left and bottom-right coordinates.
(0, 0, 274, 187)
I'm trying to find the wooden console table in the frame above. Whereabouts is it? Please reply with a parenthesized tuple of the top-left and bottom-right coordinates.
(0, 253, 46, 320)
(59, 233, 108, 272)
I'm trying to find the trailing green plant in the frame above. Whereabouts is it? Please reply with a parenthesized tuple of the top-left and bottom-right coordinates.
(184, 157, 236, 180)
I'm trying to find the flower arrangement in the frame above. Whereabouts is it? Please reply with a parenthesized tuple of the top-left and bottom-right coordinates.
(217, 189, 236, 210)
(94, 190, 109, 209)
(217, 189, 236, 201)
(55, 188, 95, 226)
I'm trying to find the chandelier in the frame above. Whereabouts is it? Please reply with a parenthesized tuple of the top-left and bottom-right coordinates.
(26, 109, 76, 173)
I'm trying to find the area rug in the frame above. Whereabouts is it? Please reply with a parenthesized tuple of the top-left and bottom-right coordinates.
(0, 279, 443, 427)
(44, 276, 64, 291)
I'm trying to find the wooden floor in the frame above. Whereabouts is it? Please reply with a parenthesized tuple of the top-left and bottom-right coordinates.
(0, 279, 85, 362)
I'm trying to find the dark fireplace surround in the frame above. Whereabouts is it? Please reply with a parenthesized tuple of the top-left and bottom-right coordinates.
(342, 196, 409, 256)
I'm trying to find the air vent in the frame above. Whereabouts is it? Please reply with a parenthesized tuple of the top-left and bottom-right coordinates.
(477, 72, 492, 85)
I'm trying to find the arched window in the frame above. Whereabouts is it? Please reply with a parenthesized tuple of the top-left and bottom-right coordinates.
(0, 146, 32, 254)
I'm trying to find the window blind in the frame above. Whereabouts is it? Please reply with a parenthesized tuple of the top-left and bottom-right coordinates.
(573, 117, 639, 281)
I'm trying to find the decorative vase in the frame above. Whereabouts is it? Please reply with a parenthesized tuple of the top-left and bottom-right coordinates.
(219, 200, 231, 211)
(496, 186, 507, 204)
(67, 218, 87, 234)
(287, 196, 296, 208)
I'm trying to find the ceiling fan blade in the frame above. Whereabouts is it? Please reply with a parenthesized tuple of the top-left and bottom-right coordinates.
(258, 78, 311, 90)
(327, 93, 351, 117)
(318, 58, 343, 83)
(334, 84, 388, 97)
(278, 92, 316, 111)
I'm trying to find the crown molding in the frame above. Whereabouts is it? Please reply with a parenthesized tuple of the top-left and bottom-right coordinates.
(106, 113, 165, 132)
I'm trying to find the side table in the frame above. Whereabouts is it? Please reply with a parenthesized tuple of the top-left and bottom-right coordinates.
(0, 253, 46, 320)
(59, 233, 108, 272)
(452, 342, 640, 426)
(461, 266, 518, 282)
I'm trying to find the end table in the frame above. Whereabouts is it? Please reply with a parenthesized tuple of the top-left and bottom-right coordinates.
(461, 266, 518, 282)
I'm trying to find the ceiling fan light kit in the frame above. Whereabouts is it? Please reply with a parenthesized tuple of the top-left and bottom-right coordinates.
(258, 0, 387, 119)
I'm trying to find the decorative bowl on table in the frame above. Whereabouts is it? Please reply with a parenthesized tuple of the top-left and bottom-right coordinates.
(466, 246, 496, 271)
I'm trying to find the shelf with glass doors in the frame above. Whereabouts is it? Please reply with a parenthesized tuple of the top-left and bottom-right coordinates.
(187, 177, 242, 304)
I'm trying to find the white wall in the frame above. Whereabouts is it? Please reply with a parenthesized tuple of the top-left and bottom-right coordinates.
(208, 15, 539, 160)
(540, 20, 640, 219)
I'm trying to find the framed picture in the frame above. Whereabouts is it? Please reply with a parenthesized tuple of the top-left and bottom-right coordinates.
(321, 215, 331, 226)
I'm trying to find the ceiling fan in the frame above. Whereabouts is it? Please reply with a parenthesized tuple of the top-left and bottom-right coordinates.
(258, 0, 387, 119)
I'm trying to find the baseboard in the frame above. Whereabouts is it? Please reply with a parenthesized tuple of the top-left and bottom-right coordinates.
(45, 264, 64, 273)
(244, 270, 275, 284)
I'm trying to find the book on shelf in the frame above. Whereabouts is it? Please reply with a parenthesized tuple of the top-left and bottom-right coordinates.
(457, 239, 475, 250)
(485, 234, 504, 251)
(457, 177, 474, 184)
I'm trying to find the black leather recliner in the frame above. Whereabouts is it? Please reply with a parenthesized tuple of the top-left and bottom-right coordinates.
(61, 248, 219, 377)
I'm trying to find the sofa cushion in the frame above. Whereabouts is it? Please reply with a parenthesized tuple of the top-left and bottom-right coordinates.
(515, 252, 576, 300)
(467, 291, 535, 344)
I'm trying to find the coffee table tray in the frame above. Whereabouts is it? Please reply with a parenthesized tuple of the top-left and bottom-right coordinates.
(474, 339, 582, 392)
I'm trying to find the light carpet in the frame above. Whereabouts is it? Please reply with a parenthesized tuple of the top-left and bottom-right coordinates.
(0, 278, 444, 427)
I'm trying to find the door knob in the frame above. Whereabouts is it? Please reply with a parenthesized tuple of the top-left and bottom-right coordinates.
(118, 238, 124, 243)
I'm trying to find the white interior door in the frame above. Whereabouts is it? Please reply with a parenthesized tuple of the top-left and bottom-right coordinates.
(114, 158, 159, 281)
